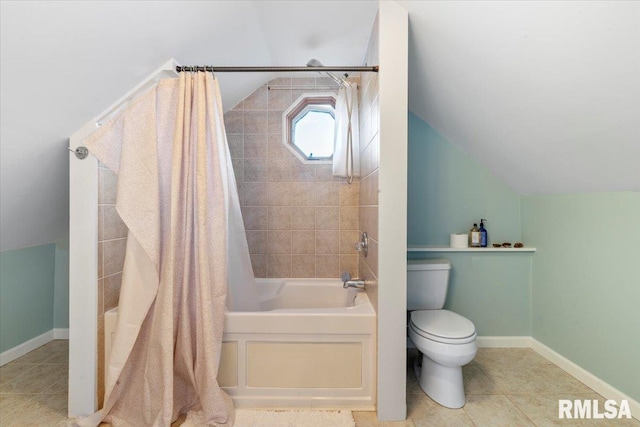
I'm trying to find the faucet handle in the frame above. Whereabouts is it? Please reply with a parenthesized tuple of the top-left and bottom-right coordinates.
(341, 272, 352, 283)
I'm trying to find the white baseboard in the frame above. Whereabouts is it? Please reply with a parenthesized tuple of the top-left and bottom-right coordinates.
(476, 336, 533, 348)
(53, 328, 70, 339)
(531, 338, 639, 421)
(0, 329, 70, 366)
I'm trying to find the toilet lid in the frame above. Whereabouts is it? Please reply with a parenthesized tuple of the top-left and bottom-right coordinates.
(411, 310, 476, 341)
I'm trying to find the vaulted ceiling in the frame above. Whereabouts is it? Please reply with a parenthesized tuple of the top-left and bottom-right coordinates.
(1, 1, 638, 252)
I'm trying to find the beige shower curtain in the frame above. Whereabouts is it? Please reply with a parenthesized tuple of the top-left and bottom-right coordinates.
(79, 72, 246, 426)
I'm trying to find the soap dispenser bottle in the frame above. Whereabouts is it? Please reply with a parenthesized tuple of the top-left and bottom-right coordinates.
(469, 223, 481, 248)
(479, 219, 488, 247)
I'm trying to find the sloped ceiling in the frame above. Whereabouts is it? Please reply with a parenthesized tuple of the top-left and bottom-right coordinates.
(400, 0, 640, 195)
(2, 1, 638, 252)
(0, 1, 377, 251)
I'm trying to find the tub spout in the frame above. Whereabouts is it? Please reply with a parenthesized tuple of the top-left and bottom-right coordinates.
(344, 280, 365, 290)
(342, 273, 365, 289)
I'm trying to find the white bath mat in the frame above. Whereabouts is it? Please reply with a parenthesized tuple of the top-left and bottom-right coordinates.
(182, 409, 355, 427)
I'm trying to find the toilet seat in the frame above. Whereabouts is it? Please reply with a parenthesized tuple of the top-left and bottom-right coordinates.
(410, 310, 476, 345)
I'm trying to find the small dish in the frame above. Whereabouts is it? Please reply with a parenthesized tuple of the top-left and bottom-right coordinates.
(501, 243, 512, 248)
(492, 243, 502, 248)
(514, 242, 524, 248)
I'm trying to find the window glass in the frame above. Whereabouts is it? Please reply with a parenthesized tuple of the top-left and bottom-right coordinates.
(282, 93, 337, 164)
(292, 109, 335, 159)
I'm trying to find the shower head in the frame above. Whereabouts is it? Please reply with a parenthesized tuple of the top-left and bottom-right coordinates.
(306, 58, 323, 67)
(306, 58, 350, 88)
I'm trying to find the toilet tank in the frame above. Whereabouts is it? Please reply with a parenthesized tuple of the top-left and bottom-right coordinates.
(407, 259, 451, 310)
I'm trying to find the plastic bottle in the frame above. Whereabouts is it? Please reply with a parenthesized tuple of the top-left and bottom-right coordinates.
(469, 223, 481, 248)
(479, 219, 488, 248)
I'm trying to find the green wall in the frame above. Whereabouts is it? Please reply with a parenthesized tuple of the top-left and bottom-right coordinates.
(408, 111, 640, 401)
(408, 113, 532, 336)
(0, 244, 56, 352)
(407, 113, 521, 247)
(54, 237, 69, 329)
(522, 192, 640, 401)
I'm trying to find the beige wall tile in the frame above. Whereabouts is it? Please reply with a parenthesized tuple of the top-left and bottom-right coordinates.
(340, 255, 358, 278)
(292, 255, 315, 278)
(243, 158, 268, 182)
(103, 206, 128, 240)
(268, 254, 291, 278)
(244, 111, 268, 134)
(97, 242, 103, 279)
(364, 238, 378, 278)
(268, 77, 291, 87)
(99, 168, 117, 204)
(267, 230, 291, 254)
(268, 182, 291, 206)
(244, 182, 269, 206)
(98, 278, 104, 315)
(292, 161, 316, 182)
(268, 88, 292, 110)
(316, 165, 339, 182)
(103, 238, 127, 277)
(243, 134, 267, 158)
(316, 255, 339, 278)
(243, 207, 268, 230)
(292, 230, 315, 254)
(244, 85, 267, 110)
(316, 230, 339, 254)
(339, 182, 360, 206)
(104, 273, 122, 311)
(251, 254, 267, 277)
(268, 110, 284, 134)
(268, 133, 291, 158)
(291, 207, 315, 230)
(314, 182, 340, 206)
(360, 206, 378, 241)
(246, 230, 267, 254)
(223, 111, 243, 134)
(98, 206, 104, 241)
(316, 207, 339, 230)
(340, 206, 359, 230)
(291, 182, 315, 206)
(226, 134, 244, 159)
(232, 158, 244, 185)
(268, 206, 291, 230)
(340, 230, 360, 254)
(268, 157, 292, 182)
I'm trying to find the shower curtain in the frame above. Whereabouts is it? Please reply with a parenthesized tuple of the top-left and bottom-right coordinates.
(332, 85, 360, 181)
(79, 72, 258, 426)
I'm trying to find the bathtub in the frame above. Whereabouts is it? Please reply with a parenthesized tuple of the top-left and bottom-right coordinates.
(105, 279, 376, 410)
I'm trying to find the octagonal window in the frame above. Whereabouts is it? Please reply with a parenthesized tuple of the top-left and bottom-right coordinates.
(282, 93, 336, 164)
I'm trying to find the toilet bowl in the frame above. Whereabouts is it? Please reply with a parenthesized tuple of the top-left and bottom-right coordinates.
(408, 309, 477, 408)
(407, 259, 477, 408)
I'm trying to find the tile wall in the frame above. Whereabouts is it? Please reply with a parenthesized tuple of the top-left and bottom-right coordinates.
(224, 77, 361, 279)
(359, 51, 380, 312)
(96, 164, 127, 406)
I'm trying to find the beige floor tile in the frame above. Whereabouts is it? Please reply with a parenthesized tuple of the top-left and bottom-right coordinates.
(0, 362, 37, 385)
(381, 420, 415, 427)
(463, 394, 534, 426)
(407, 393, 474, 427)
(0, 364, 68, 394)
(474, 348, 550, 371)
(462, 363, 500, 395)
(354, 410, 381, 426)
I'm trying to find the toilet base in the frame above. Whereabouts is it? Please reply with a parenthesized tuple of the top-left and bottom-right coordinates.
(414, 353, 466, 409)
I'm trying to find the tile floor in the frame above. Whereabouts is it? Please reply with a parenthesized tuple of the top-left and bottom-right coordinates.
(1, 342, 637, 426)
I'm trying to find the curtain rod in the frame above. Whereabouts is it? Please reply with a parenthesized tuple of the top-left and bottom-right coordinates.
(176, 65, 378, 73)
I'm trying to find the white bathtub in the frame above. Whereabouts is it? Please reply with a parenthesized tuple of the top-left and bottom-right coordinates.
(221, 279, 376, 409)
(105, 279, 377, 410)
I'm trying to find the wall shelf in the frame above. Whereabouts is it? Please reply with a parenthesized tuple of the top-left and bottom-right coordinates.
(408, 246, 536, 253)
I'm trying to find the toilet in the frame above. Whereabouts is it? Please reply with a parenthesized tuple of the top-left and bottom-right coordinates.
(407, 259, 477, 409)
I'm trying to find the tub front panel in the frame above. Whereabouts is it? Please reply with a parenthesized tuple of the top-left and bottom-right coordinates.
(246, 342, 362, 388)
